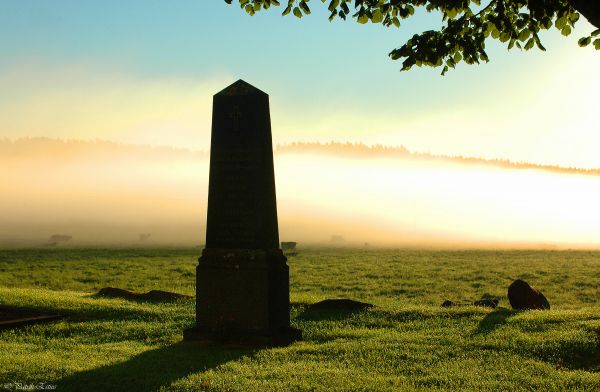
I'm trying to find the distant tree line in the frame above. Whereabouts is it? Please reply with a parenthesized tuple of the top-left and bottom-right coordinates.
(2, 137, 598, 177)
(0, 137, 207, 161)
(276, 141, 600, 176)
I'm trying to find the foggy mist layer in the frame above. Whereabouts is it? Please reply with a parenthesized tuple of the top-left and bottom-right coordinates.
(2, 138, 599, 248)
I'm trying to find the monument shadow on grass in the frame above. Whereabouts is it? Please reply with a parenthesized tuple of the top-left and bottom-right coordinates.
(58, 342, 254, 392)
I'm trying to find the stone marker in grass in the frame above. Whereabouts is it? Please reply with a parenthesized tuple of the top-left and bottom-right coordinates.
(184, 80, 301, 346)
(96, 287, 192, 302)
(0, 306, 63, 330)
(508, 279, 550, 310)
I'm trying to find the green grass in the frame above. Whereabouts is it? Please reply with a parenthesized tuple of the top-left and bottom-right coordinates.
(1, 248, 599, 391)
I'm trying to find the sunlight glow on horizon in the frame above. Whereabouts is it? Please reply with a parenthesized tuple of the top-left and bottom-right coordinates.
(1, 140, 599, 248)
(276, 154, 600, 247)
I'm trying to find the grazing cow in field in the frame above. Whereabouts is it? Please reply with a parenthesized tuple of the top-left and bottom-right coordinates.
(46, 234, 72, 246)
(330, 235, 345, 244)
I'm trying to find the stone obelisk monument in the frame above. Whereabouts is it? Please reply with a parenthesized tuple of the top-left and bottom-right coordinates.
(184, 80, 301, 346)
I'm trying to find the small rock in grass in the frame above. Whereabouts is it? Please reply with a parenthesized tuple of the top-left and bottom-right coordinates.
(143, 290, 192, 302)
(96, 287, 192, 302)
(97, 287, 137, 300)
(507, 279, 550, 310)
(308, 299, 374, 311)
(441, 300, 456, 307)
(473, 298, 499, 308)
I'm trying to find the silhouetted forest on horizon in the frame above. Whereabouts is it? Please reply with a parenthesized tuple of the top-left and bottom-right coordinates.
(0, 137, 207, 162)
(276, 142, 600, 177)
(2, 137, 599, 177)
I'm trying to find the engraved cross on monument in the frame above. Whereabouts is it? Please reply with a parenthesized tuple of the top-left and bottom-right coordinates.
(184, 80, 302, 346)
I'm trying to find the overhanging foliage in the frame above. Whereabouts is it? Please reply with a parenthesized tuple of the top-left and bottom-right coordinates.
(225, 0, 600, 74)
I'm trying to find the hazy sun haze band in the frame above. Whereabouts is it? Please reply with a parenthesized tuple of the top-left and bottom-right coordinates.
(1, 138, 599, 249)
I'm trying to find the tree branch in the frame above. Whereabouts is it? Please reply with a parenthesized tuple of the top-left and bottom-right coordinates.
(568, 0, 600, 29)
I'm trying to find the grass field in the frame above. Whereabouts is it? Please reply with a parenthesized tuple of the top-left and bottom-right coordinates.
(1, 247, 599, 391)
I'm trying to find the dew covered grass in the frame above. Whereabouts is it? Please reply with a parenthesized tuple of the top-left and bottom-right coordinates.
(0, 247, 599, 391)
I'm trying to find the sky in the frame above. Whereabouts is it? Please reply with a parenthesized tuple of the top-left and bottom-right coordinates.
(1, 2, 599, 247)
(1, 1, 599, 167)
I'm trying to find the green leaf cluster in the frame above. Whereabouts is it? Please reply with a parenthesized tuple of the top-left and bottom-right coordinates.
(225, 0, 599, 74)
(224, 0, 282, 16)
(578, 28, 600, 49)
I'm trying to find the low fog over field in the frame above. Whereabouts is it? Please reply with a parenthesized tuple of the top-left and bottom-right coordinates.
(2, 138, 600, 248)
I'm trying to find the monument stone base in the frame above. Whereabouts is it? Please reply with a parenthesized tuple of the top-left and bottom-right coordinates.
(183, 325, 302, 347)
(183, 248, 302, 347)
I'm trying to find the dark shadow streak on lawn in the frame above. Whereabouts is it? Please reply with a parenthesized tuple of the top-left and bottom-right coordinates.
(534, 326, 600, 373)
(472, 308, 517, 335)
(473, 309, 600, 372)
(297, 306, 482, 326)
(58, 343, 254, 392)
(2, 294, 194, 323)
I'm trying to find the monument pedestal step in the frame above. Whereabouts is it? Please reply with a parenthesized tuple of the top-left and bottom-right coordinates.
(182, 325, 302, 347)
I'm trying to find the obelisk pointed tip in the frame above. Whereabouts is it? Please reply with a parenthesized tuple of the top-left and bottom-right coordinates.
(215, 79, 267, 97)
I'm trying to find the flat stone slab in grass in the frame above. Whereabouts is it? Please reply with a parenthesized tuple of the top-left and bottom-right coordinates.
(96, 287, 193, 302)
(0, 306, 63, 330)
(308, 299, 374, 311)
